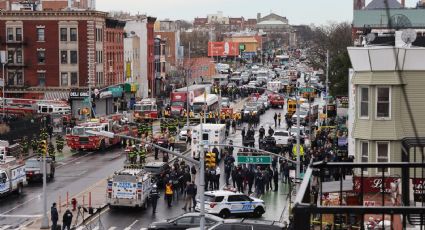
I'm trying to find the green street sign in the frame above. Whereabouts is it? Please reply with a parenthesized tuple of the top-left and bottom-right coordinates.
(237, 156, 271, 164)
(300, 87, 314, 93)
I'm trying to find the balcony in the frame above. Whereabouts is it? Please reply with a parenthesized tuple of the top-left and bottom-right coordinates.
(293, 157, 425, 229)
(6, 62, 27, 68)
(4, 39, 26, 45)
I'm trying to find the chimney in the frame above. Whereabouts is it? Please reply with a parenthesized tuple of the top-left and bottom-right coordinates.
(257, 13, 261, 21)
(401, 0, 405, 7)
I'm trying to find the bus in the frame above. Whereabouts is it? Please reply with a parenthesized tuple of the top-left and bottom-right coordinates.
(192, 94, 219, 117)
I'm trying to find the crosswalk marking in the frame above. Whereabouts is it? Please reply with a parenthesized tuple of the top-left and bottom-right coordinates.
(0, 226, 11, 230)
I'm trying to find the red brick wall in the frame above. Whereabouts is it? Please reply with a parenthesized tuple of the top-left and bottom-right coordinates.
(154, 31, 176, 66)
(104, 27, 124, 85)
(78, 21, 88, 87)
(42, 1, 68, 10)
(147, 18, 156, 95)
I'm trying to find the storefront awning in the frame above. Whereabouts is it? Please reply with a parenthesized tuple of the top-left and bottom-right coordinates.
(44, 91, 69, 100)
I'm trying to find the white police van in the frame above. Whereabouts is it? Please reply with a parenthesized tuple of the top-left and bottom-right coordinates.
(195, 190, 265, 218)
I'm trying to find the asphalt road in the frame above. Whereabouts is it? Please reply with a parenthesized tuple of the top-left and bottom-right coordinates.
(0, 147, 125, 228)
(79, 104, 292, 230)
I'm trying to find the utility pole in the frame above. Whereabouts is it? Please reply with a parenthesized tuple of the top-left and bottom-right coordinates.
(325, 50, 329, 126)
(0, 50, 6, 118)
(40, 149, 49, 229)
(186, 42, 190, 128)
(199, 92, 207, 230)
(295, 88, 301, 192)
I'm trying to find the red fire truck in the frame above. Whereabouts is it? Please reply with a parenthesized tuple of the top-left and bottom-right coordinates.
(134, 98, 159, 120)
(169, 85, 209, 117)
(269, 94, 285, 108)
(0, 98, 70, 116)
(65, 117, 137, 151)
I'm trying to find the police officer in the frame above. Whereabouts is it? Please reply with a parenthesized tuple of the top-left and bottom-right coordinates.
(56, 135, 64, 153)
(149, 184, 160, 213)
(259, 126, 265, 140)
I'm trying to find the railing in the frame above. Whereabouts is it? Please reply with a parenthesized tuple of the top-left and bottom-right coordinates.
(293, 161, 425, 230)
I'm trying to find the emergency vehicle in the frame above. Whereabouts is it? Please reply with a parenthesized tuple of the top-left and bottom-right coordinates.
(170, 85, 210, 117)
(0, 98, 70, 116)
(269, 94, 285, 108)
(195, 190, 265, 218)
(66, 117, 137, 151)
(191, 124, 226, 160)
(0, 154, 27, 196)
(192, 94, 219, 118)
(106, 166, 153, 208)
(134, 98, 159, 120)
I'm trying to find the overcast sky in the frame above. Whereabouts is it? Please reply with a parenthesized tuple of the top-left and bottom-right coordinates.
(97, 0, 418, 25)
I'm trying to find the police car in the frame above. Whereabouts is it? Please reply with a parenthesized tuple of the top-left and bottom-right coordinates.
(195, 190, 265, 218)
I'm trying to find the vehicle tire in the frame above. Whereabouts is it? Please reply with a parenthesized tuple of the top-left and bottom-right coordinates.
(219, 209, 231, 219)
(253, 207, 264, 218)
(16, 184, 23, 195)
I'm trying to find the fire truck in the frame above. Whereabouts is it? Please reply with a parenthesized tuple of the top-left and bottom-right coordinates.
(134, 98, 159, 120)
(170, 85, 210, 117)
(0, 98, 70, 116)
(269, 94, 285, 108)
(106, 166, 153, 208)
(65, 117, 137, 151)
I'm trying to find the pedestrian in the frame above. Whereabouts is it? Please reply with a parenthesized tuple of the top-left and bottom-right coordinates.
(283, 161, 290, 184)
(62, 209, 73, 230)
(259, 126, 265, 140)
(247, 168, 255, 194)
(268, 126, 274, 136)
(278, 113, 282, 127)
(51, 203, 59, 230)
(149, 184, 160, 214)
(231, 165, 237, 188)
(235, 169, 244, 193)
(190, 164, 197, 182)
(274, 113, 278, 127)
(273, 169, 279, 192)
(241, 127, 246, 141)
(165, 180, 173, 207)
(183, 181, 196, 211)
(215, 165, 221, 190)
(231, 119, 237, 134)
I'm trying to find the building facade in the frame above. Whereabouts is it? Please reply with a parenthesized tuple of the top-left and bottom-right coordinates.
(0, 10, 109, 99)
(348, 46, 425, 178)
(104, 18, 125, 86)
(0, 0, 96, 11)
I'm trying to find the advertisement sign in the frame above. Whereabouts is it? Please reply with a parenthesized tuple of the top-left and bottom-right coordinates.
(353, 177, 399, 193)
(126, 61, 131, 79)
(208, 42, 239, 57)
(413, 178, 425, 202)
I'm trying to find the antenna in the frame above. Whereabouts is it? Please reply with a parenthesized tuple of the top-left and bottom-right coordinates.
(401, 29, 417, 46)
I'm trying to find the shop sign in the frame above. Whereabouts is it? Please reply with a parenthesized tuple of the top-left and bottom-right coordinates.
(108, 86, 123, 97)
(413, 178, 425, 202)
(353, 177, 398, 193)
(100, 91, 112, 99)
(69, 91, 90, 99)
(126, 62, 131, 79)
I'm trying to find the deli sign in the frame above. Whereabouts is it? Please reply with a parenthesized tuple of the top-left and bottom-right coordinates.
(353, 177, 398, 193)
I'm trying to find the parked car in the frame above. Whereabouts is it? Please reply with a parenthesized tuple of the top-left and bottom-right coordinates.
(207, 219, 287, 230)
(257, 96, 270, 110)
(148, 213, 223, 230)
(195, 190, 266, 218)
(221, 97, 230, 108)
(273, 130, 293, 146)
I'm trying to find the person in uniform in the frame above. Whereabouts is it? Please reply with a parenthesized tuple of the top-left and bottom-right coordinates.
(138, 145, 146, 165)
(56, 135, 64, 153)
(149, 184, 160, 213)
(165, 181, 173, 207)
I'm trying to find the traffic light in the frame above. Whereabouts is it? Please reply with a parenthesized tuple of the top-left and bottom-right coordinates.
(39, 140, 47, 156)
(205, 152, 216, 168)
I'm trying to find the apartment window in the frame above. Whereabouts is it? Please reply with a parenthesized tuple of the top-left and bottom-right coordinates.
(7, 28, 13, 41)
(60, 28, 67, 41)
(359, 87, 369, 118)
(376, 87, 391, 119)
(360, 141, 369, 173)
(60, 51, 68, 64)
(70, 51, 78, 64)
(60, 72, 68, 86)
(15, 28, 22, 41)
(37, 28, 45, 41)
(7, 51, 14, 63)
(376, 142, 389, 173)
(37, 72, 46, 87)
(7, 72, 14, 85)
(70, 72, 78, 86)
(70, 28, 77, 41)
(16, 49, 22, 64)
(37, 51, 45, 64)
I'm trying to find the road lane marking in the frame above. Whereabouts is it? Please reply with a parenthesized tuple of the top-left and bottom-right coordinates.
(108, 227, 117, 230)
(0, 225, 11, 230)
(124, 220, 138, 230)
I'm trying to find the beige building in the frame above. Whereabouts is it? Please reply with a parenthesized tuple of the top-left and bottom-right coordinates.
(348, 46, 425, 177)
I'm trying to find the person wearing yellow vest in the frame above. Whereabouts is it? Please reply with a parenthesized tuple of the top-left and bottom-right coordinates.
(165, 181, 173, 207)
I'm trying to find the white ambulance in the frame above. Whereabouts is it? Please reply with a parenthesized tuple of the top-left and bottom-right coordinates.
(191, 124, 226, 160)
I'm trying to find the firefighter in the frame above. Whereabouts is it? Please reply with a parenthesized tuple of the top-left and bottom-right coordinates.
(21, 136, 29, 156)
(56, 135, 64, 153)
(208, 111, 213, 122)
(138, 124, 145, 137)
(189, 110, 194, 118)
(31, 134, 38, 152)
(169, 135, 175, 151)
(48, 142, 56, 161)
(183, 109, 187, 118)
(129, 145, 137, 165)
(40, 128, 48, 141)
(138, 145, 146, 165)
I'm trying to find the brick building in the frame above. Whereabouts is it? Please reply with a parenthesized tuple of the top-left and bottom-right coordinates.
(0, 0, 95, 10)
(0, 8, 127, 102)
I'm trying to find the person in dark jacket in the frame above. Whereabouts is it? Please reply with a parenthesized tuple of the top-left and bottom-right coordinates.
(259, 126, 265, 140)
(247, 168, 255, 194)
(51, 203, 58, 230)
(241, 127, 246, 141)
(62, 209, 73, 230)
(149, 185, 160, 213)
(274, 113, 278, 127)
(273, 169, 279, 192)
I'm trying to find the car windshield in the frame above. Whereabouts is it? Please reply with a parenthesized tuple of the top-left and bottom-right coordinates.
(171, 101, 185, 107)
(222, 98, 229, 103)
(192, 103, 203, 113)
(25, 159, 40, 168)
(71, 126, 101, 136)
(205, 195, 224, 202)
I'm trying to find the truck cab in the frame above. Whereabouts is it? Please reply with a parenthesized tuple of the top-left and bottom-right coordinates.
(25, 157, 55, 182)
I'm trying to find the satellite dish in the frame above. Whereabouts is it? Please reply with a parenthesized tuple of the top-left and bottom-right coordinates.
(366, 33, 376, 44)
(401, 29, 417, 45)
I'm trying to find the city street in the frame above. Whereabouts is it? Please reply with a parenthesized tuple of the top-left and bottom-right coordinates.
(0, 148, 125, 228)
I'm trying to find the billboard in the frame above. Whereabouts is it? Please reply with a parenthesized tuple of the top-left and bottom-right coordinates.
(208, 42, 239, 57)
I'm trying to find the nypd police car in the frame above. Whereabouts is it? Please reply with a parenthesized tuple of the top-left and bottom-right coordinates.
(195, 190, 265, 218)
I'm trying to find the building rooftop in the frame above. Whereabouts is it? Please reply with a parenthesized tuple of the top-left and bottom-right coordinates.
(365, 0, 402, 10)
(257, 20, 286, 25)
